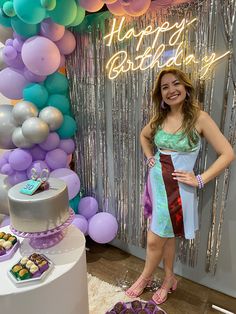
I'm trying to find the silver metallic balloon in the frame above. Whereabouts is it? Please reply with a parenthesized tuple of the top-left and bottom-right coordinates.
(0, 46, 6, 70)
(39, 106, 63, 131)
(0, 175, 11, 215)
(12, 100, 38, 126)
(0, 25, 13, 44)
(0, 104, 16, 149)
(12, 127, 34, 148)
(22, 117, 49, 144)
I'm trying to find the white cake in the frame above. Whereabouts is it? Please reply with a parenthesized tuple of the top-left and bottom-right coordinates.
(8, 178, 70, 233)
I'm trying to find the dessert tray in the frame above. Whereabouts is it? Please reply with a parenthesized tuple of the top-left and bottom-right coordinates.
(0, 231, 19, 262)
(8, 253, 53, 286)
(106, 300, 167, 314)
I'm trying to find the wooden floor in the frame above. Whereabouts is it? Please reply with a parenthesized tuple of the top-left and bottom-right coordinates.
(86, 239, 236, 314)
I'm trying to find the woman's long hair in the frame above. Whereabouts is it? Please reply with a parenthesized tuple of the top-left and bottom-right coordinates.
(150, 67, 201, 146)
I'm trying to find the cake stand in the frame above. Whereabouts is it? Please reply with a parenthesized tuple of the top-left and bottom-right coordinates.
(10, 208, 75, 249)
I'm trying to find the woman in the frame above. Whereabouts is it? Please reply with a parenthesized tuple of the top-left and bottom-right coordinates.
(125, 68, 235, 304)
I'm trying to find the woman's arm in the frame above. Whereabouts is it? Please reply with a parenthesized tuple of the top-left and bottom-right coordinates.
(140, 122, 154, 159)
(196, 111, 235, 184)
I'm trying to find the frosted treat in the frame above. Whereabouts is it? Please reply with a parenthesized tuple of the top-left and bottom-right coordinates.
(0, 239, 5, 246)
(12, 264, 23, 275)
(113, 302, 127, 313)
(8, 236, 17, 245)
(0, 232, 5, 238)
(131, 300, 142, 311)
(37, 260, 49, 272)
(144, 301, 157, 312)
(18, 268, 30, 280)
(20, 256, 29, 266)
(26, 260, 34, 269)
(0, 246, 6, 256)
(2, 240, 12, 250)
(3, 233, 11, 240)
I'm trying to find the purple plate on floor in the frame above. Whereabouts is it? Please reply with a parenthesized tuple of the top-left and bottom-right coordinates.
(106, 300, 167, 314)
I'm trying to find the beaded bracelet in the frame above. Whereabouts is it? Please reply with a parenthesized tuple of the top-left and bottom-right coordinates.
(196, 174, 204, 189)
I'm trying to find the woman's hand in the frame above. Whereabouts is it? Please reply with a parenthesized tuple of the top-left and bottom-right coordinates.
(172, 170, 198, 187)
(147, 156, 156, 168)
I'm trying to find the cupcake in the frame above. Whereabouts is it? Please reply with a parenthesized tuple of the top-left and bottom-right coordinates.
(0, 246, 6, 256)
(3, 233, 11, 241)
(11, 264, 23, 276)
(8, 236, 17, 245)
(20, 256, 29, 266)
(131, 300, 142, 311)
(37, 260, 49, 273)
(18, 268, 31, 280)
(144, 301, 157, 313)
(26, 260, 34, 269)
(0, 239, 5, 246)
(0, 232, 6, 238)
(113, 302, 127, 313)
(30, 264, 41, 278)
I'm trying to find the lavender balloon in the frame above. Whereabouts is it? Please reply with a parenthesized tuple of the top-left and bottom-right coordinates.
(28, 145, 46, 161)
(8, 148, 32, 171)
(78, 197, 98, 219)
(3, 45, 17, 60)
(50, 168, 80, 200)
(45, 149, 67, 170)
(88, 212, 118, 244)
(1, 163, 14, 175)
(59, 139, 75, 154)
(39, 132, 60, 151)
(72, 214, 88, 234)
(23, 68, 46, 83)
(8, 170, 28, 186)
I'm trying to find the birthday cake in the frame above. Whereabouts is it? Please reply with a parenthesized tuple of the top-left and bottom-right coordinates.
(8, 178, 70, 233)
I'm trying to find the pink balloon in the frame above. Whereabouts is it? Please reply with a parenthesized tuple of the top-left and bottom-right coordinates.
(79, 0, 104, 12)
(106, 1, 127, 15)
(0, 67, 29, 99)
(55, 30, 76, 55)
(40, 18, 65, 42)
(21, 36, 61, 76)
(119, 0, 132, 6)
(123, 0, 151, 16)
(102, 0, 117, 3)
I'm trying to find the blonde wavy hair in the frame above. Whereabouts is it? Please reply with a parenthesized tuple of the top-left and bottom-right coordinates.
(150, 67, 201, 146)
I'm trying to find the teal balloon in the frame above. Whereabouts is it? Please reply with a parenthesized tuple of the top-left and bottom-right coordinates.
(11, 16, 39, 38)
(44, 72, 69, 95)
(57, 115, 77, 139)
(3, 1, 16, 17)
(40, 0, 56, 11)
(49, 0, 77, 26)
(0, 8, 11, 27)
(47, 94, 70, 114)
(13, 0, 46, 24)
(0, 0, 7, 5)
(69, 194, 81, 214)
(23, 83, 48, 109)
(69, 5, 85, 27)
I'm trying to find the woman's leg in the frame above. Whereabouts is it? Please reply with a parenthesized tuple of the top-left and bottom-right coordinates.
(126, 231, 168, 297)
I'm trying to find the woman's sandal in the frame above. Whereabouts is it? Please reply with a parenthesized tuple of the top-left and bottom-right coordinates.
(125, 275, 153, 298)
(152, 275, 177, 305)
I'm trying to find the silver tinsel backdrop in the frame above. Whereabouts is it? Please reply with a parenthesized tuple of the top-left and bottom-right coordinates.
(67, 0, 236, 273)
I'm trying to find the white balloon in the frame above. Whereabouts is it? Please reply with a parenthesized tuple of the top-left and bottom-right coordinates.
(12, 101, 38, 126)
(12, 127, 34, 148)
(22, 117, 49, 144)
(39, 106, 63, 131)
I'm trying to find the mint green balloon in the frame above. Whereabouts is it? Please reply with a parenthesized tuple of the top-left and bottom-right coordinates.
(69, 194, 81, 214)
(69, 5, 85, 27)
(14, 0, 46, 24)
(44, 72, 69, 95)
(47, 94, 70, 115)
(40, 0, 56, 11)
(23, 83, 48, 109)
(0, 7, 11, 27)
(11, 16, 39, 38)
(3, 1, 16, 17)
(57, 115, 77, 139)
(49, 0, 77, 26)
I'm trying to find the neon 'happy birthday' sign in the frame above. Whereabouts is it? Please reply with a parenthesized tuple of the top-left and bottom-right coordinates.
(104, 17, 230, 80)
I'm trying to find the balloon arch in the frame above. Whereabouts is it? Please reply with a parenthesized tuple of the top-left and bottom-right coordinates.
(0, 0, 190, 242)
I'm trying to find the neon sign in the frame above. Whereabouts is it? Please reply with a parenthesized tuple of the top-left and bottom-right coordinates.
(104, 17, 230, 80)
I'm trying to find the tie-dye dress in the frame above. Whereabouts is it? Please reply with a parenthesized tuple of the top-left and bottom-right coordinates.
(143, 128, 201, 240)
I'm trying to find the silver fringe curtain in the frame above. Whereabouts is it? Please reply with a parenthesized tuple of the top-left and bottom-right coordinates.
(67, 0, 236, 272)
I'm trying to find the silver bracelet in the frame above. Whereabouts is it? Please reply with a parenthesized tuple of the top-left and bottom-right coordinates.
(196, 174, 204, 189)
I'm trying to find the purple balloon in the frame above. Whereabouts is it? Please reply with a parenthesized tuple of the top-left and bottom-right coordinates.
(8, 170, 28, 186)
(5, 39, 13, 46)
(1, 163, 14, 175)
(28, 145, 46, 161)
(45, 148, 67, 170)
(50, 168, 80, 200)
(3, 53, 25, 70)
(21, 36, 61, 76)
(23, 68, 46, 83)
(78, 197, 98, 219)
(0, 67, 29, 99)
(59, 139, 75, 154)
(26, 160, 50, 179)
(2, 151, 12, 161)
(72, 214, 88, 234)
(40, 18, 65, 42)
(39, 132, 60, 151)
(3, 46, 17, 60)
(55, 30, 76, 55)
(88, 212, 118, 244)
(13, 38, 24, 52)
(0, 156, 8, 169)
(8, 148, 32, 171)
(0, 215, 10, 227)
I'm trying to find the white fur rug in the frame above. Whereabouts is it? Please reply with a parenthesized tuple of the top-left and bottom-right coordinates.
(88, 273, 135, 314)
